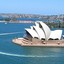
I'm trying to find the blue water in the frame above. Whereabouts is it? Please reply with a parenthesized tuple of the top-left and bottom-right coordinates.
(0, 23, 64, 64)
(17, 18, 41, 21)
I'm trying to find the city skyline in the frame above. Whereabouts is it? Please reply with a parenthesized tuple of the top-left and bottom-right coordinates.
(0, 0, 64, 15)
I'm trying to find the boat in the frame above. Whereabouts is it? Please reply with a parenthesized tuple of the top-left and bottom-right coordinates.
(12, 21, 64, 47)
(5, 22, 7, 24)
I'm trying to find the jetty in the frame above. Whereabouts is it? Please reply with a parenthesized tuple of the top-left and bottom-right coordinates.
(12, 21, 64, 47)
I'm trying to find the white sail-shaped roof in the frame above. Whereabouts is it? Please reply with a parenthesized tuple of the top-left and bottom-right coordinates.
(25, 28, 39, 38)
(30, 26, 33, 29)
(49, 30, 62, 40)
(39, 21, 51, 40)
(35, 22, 39, 27)
(25, 21, 62, 40)
(33, 26, 45, 39)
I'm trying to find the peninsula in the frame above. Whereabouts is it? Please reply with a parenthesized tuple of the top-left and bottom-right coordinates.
(12, 21, 64, 47)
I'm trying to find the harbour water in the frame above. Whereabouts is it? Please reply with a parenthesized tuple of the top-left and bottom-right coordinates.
(0, 23, 64, 64)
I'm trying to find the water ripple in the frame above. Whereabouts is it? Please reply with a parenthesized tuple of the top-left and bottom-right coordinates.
(0, 51, 60, 58)
(0, 32, 24, 35)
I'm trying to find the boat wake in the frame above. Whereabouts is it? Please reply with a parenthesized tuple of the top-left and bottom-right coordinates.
(0, 32, 24, 35)
(0, 51, 60, 58)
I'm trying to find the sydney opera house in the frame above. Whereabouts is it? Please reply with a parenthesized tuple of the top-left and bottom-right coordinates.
(12, 21, 64, 47)
(25, 21, 62, 40)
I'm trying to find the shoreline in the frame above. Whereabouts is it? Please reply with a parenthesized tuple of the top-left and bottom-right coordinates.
(0, 20, 34, 24)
